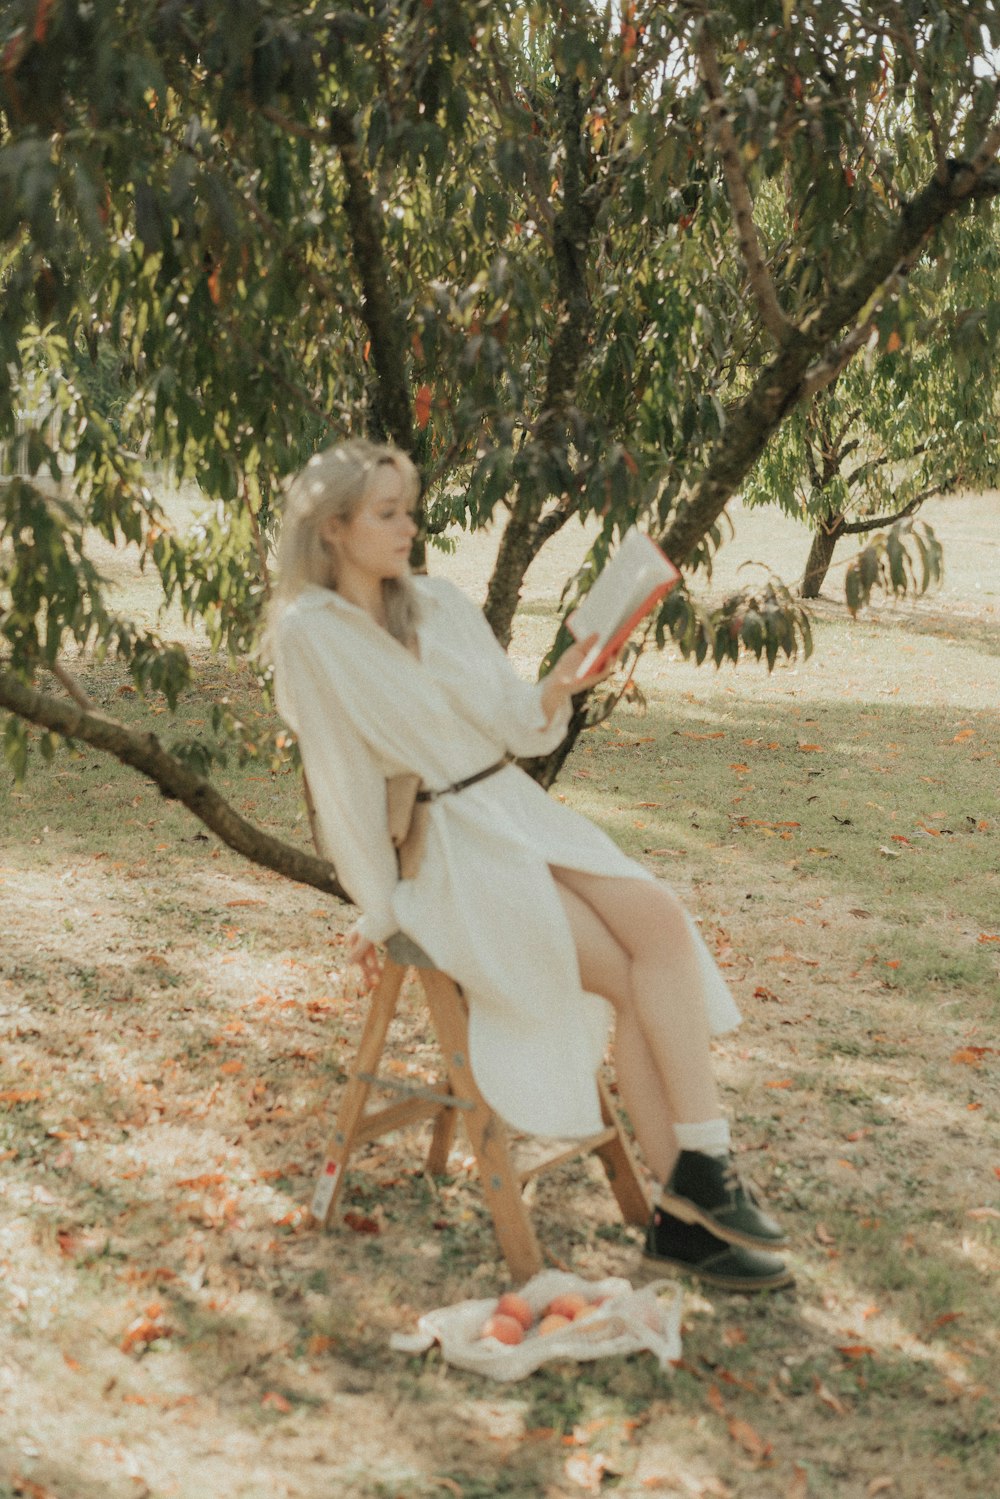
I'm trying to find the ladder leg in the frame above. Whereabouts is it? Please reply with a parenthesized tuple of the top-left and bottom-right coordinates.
(593, 1074, 652, 1226)
(424, 1091, 460, 1175)
(420, 971, 543, 1285)
(309, 961, 408, 1227)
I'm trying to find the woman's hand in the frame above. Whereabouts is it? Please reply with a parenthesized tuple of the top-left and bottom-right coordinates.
(541, 634, 616, 724)
(344, 923, 382, 991)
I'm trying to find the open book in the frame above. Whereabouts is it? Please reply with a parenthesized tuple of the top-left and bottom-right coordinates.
(567, 527, 681, 677)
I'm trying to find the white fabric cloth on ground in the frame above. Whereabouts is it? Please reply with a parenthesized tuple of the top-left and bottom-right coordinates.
(272, 575, 740, 1138)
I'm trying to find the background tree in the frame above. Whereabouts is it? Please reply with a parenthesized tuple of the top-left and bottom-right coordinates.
(743, 173, 1000, 601)
(2, 1, 1000, 886)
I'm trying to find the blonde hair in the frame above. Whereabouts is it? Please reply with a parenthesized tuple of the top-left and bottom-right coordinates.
(264, 439, 421, 654)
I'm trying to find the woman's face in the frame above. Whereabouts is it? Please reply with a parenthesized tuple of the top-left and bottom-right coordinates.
(321, 464, 417, 584)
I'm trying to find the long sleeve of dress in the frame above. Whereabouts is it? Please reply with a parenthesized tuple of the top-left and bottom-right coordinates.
(428, 579, 571, 757)
(273, 613, 400, 945)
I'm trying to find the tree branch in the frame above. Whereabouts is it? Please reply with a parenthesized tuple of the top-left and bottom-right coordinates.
(0, 669, 349, 902)
(659, 155, 1000, 567)
(697, 26, 791, 344)
(840, 488, 939, 535)
(328, 108, 416, 459)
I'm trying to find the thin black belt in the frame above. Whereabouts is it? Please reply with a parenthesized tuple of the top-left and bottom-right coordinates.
(415, 755, 512, 804)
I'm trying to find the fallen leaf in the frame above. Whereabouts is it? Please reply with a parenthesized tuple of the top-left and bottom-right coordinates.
(175, 1172, 226, 1189)
(967, 1206, 1000, 1220)
(951, 729, 975, 742)
(787, 1465, 809, 1499)
(797, 743, 823, 752)
(0, 1089, 43, 1104)
(120, 1315, 171, 1354)
(680, 730, 726, 740)
(706, 1383, 727, 1416)
(726, 1416, 772, 1461)
(951, 1047, 994, 1067)
(978, 933, 1000, 943)
(343, 1210, 380, 1235)
(220, 1060, 243, 1075)
(764, 1079, 794, 1089)
(867, 1480, 895, 1496)
(729, 763, 750, 773)
(261, 1390, 292, 1413)
(836, 1344, 875, 1361)
(815, 1222, 836, 1245)
(813, 1376, 849, 1416)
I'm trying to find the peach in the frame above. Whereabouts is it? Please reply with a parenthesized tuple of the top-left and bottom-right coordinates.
(537, 1313, 572, 1336)
(480, 1313, 524, 1345)
(543, 1292, 589, 1321)
(496, 1292, 534, 1331)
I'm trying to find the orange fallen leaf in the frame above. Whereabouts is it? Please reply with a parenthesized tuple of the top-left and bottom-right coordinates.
(729, 763, 750, 773)
(978, 933, 1000, 943)
(343, 1210, 380, 1235)
(706, 1382, 727, 1416)
(836, 1344, 875, 1360)
(175, 1172, 226, 1189)
(885, 958, 901, 969)
(764, 1078, 794, 1089)
(220, 1060, 243, 1075)
(680, 730, 726, 740)
(0, 1089, 43, 1104)
(225, 898, 266, 907)
(306, 1333, 335, 1356)
(951, 1047, 994, 1067)
(726, 1416, 772, 1460)
(951, 729, 975, 742)
(928, 1312, 962, 1330)
(261, 1390, 292, 1413)
(787, 1465, 809, 1499)
(797, 743, 823, 752)
(120, 1315, 170, 1354)
(813, 1376, 849, 1416)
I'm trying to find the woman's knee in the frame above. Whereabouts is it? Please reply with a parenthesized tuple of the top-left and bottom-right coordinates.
(624, 881, 691, 954)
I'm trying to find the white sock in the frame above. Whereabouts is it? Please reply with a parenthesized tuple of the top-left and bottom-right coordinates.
(673, 1118, 731, 1157)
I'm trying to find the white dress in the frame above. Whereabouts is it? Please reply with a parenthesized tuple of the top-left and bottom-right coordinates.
(272, 576, 740, 1138)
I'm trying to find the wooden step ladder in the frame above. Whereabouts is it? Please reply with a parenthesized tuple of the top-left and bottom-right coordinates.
(309, 934, 652, 1284)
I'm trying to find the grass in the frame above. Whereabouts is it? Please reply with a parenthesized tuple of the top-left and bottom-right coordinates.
(0, 491, 998, 1499)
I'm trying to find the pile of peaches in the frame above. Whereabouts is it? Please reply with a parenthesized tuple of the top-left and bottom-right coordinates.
(479, 1289, 608, 1346)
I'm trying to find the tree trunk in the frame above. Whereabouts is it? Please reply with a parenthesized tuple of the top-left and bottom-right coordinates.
(800, 514, 845, 597)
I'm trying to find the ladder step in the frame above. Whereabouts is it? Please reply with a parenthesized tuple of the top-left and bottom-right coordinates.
(355, 1071, 473, 1111)
(516, 1127, 620, 1185)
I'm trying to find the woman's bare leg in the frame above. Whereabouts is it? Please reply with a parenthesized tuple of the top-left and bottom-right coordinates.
(553, 868, 791, 1286)
(552, 877, 682, 1181)
(553, 867, 723, 1128)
